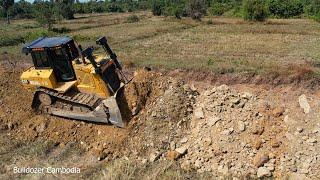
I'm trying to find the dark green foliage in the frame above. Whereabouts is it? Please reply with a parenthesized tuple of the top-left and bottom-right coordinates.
(106, 0, 125, 13)
(267, 0, 303, 18)
(12, 0, 34, 19)
(209, 0, 233, 16)
(0, 29, 55, 47)
(243, 0, 268, 21)
(0, 36, 24, 47)
(1, 0, 320, 22)
(187, 0, 207, 20)
(2, 0, 14, 23)
(126, 14, 139, 22)
(34, 0, 56, 30)
(304, 0, 320, 22)
(152, 0, 165, 16)
(55, 0, 75, 20)
(164, 2, 186, 19)
(315, 11, 320, 22)
(51, 27, 71, 33)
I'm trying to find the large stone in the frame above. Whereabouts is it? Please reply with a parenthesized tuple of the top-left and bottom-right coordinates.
(238, 121, 246, 132)
(241, 92, 253, 99)
(149, 151, 161, 162)
(180, 137, 188, 144)
(257, 167, 271, 178)
(175, 145, 188, 155)
(207, 116, 221, 126)
(306, 138, 317, 144)
(253, 153, 269, 167)
(288, 173, 308, 180)
(298, 94, 311, 114)
(194, 107, 204, 119)
(166, 150, 180, 160)
(253, 139, 263, 150)
(272, 107, 285, 117)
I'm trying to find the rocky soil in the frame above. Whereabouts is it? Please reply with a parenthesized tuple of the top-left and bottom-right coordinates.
(0, 66, 319, 179)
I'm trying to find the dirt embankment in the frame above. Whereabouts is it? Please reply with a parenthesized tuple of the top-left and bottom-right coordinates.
(0, 67, 319, 179)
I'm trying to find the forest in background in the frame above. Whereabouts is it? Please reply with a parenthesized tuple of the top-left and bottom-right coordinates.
(1, 0, 320, 23)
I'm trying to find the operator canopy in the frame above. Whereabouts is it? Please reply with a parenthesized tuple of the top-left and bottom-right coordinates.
(22, 37, 74, 53)
(22, 36, 80, 82)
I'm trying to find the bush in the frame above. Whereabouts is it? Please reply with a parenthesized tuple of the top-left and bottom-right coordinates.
(126, 15, 139, 23)
(209, 2, 230, 16)
(305, 0, 320, 22)
(152, 0, 165, 16)
(164, 4, 186, 19)
(106, 2, 124, 13)
(187, 0, 207, 20)
(315, 11, 320, 22)
(243, 0, 268, 21)
(0, 36, 25, 47)
(267, 0, 303, 18)
(51, 27, 71, 33)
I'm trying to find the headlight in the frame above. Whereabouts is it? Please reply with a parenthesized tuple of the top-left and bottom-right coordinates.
(21, 79, 29, 84)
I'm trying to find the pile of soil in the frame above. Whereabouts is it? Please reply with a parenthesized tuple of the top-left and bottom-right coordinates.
(178, 85, 287, 178)
(123, 74, 198, 159)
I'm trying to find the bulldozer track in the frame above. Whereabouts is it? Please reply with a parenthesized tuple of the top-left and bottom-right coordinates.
(37, 88, 102, 110)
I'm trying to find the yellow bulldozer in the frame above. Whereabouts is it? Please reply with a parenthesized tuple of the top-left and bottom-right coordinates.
(20, 36, 128, 127)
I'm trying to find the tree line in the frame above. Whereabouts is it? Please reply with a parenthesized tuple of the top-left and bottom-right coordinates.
(1, 0, 320, 24)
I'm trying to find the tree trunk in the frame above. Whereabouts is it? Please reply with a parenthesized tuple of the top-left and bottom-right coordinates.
(6, 11, 10, 24)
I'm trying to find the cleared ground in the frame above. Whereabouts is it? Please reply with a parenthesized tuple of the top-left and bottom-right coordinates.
(1, 11, 320, 80)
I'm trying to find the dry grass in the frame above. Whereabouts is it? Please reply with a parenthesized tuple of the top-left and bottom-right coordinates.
(1, 11, 320, 78)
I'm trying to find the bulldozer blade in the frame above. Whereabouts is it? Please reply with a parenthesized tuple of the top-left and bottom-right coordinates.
(103, 97, 124, 128)
(50, 103, 110, 124)
(49, 97, 124, 127)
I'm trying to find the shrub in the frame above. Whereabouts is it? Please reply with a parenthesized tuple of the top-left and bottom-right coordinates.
(187, 0, 207, 20)
(267, 0, 303, 18)
(106, 2, 124, 13)
(152, 0, 165, 16)
(164, 4, 186, 19)
(51, 27, 71, 33)
(24, 30, 53, 41)
(305, 0, 320, 22)
(126, 14, 139, 23)
(315, 11, 320, 22)
(0, 36, 25, 47)
(243, 0, 268, 21)
(209, 2, 230, 16)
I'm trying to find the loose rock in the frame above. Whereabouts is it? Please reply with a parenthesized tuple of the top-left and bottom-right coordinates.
(257, 167, 271, 178)
(298, 94, 311, 114)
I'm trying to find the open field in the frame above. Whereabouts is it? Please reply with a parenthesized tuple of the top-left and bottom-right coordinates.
(1, 11, 320, 82)
(1, 12, 320, 179)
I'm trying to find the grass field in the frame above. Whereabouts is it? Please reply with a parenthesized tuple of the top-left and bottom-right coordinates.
(1, 11, 320, 79)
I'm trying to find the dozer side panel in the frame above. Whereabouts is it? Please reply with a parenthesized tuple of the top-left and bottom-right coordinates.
(20, 67, 57, 90)
(74, 66, 110, 98)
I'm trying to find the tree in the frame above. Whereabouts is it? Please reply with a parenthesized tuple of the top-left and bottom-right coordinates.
(267, 0, 303, 18)
(55, 0, 75, 20)
(12, 0, 34, 19)
(2, 0, 14, 24)
(243, 0, 268, 21)
(305, 0, 320, 21)
(187, 0, 207, 20)
(34, 0, 56, 30)
(152, 0, 165, 16)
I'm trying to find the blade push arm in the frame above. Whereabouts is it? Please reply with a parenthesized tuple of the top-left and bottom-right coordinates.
(96, 36, 122, 70)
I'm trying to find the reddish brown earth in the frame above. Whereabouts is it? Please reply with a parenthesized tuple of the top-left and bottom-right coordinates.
(0, 64, 319, 179)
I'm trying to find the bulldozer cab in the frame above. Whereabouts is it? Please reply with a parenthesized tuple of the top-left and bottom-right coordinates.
(22, 37, 79, 82)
